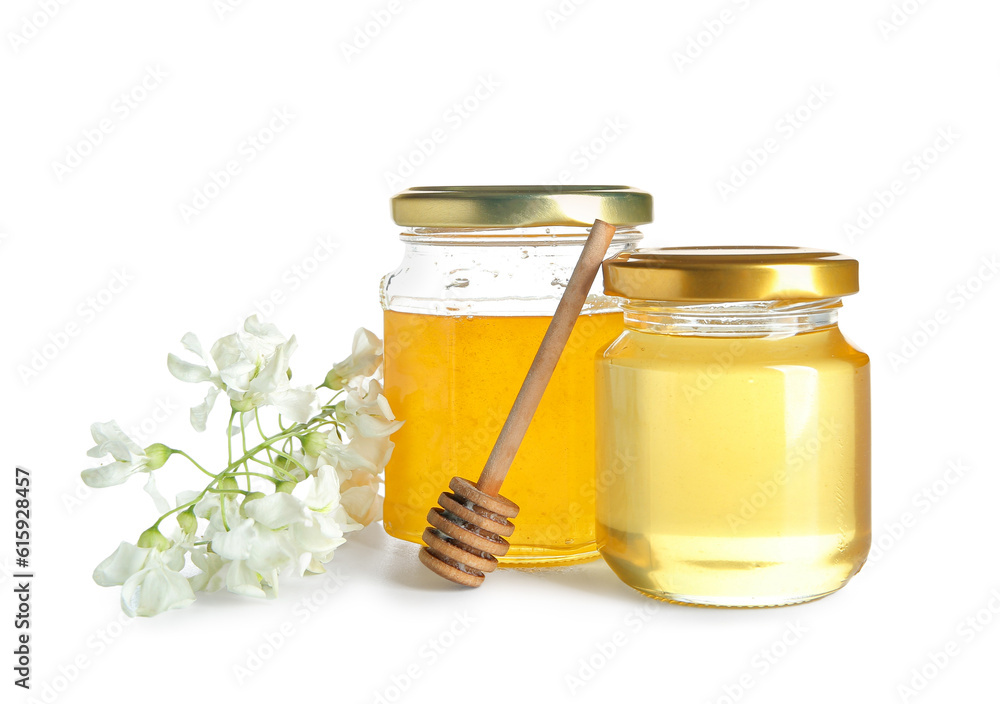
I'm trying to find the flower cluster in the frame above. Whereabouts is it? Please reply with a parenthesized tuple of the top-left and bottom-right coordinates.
(84, 317, 399, 617)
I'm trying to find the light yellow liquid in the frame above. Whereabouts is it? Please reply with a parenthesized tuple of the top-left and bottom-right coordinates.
(596, 325, 871, 606)
(383, 310, 623, 565)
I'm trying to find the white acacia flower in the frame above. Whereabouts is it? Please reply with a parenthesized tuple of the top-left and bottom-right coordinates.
(122, 551, 196, 617)
(306, 432, 394, 476)
(241, 466, 348, 573)
(338, 379, 403, 438)
(94, 542, 194, 617)
(82, 421, 148, 487)
(188, 547, 226, 593)
(243, 493, 311, 530)
(93, 541, 153, 586)
(209, 513, 299, 597)
(90, 323, 395, 617)
(345, 435, 394, 473)
(168, 315, 318, 430)
(337, 467, 383, 528)
(324, 328, 383, 390)
(225, 559, 262, 598)
(82, 422, 169, 512)
(210, 515, 258, 561)
(192, 490, 244, 537)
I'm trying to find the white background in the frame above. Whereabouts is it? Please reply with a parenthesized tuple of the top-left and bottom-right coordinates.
(1, 1, 998, 703)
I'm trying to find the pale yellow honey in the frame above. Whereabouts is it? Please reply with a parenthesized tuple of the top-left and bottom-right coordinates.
(383, 309, 623, 565)
(595, 325, 871, 606)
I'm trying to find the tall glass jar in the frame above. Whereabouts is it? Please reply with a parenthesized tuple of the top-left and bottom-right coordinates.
(381, 186, 652, 566)
(596, 247, 871, 606)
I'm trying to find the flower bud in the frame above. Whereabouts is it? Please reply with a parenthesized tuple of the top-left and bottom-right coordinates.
(276, 480, 297, 494)
(239, 491, 266, 518)
(301, 432, 327, 457)
(230, 397, 255, 412)
(143, 443, 173, 470)
(137, 526, 171, 551)
(218, 476, 240, 494)
(177, 507, 198, 535)
(323, 369, 345, 391)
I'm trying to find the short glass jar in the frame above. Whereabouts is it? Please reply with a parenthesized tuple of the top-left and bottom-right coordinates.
(595, 247, 871, 606)
(381, 186, 652, 566)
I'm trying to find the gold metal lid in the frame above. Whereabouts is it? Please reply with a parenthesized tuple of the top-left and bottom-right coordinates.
(603, 246, 860, 302)
(391, 185, 653, 228)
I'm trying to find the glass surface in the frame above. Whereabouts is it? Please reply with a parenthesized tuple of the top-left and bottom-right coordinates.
(595, 301, 871, 605)
(381, 226, 641, 565)
(384, 310, 623, 565)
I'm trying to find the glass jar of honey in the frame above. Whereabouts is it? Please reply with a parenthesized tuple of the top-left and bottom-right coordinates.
(381, 186, 652, 566)
(596, 247, 871, 606)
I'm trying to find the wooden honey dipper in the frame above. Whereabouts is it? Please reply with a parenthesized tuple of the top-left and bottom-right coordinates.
(419, 219, 618, 587)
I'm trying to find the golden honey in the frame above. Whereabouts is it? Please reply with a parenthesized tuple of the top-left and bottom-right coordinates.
(383, 309, 624, 565)
(596, 247, 871, 606)
(379, 185, 652, 567)
(596, 323, 871, 605)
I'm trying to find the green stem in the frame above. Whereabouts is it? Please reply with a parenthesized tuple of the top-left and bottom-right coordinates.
(248, 456, 293, 480)
(230, 470, 281, 483)
(227, 409, 236, 468)
(149, 409, 334, 532)
(174, 450, 215, 479)
(240, 413, 250, 492)
(270, 446, 307, 471)
(151, 424, 307, 530)
(255, 413, 274, 465)
(220, 494, 230, 531)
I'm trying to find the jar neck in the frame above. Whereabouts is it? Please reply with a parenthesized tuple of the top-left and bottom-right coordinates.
(622, 298, 842, 337)
(383, 226, 642, 316)
(400, 225, 644, 246)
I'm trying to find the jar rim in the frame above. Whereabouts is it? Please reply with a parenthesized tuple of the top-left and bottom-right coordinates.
(398, 225, 644, 246)
(391, 185, 653, 228)
(603, 246, 859, 302)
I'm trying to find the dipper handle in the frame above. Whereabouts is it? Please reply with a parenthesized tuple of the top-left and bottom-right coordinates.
(476, 219, 617, 496)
